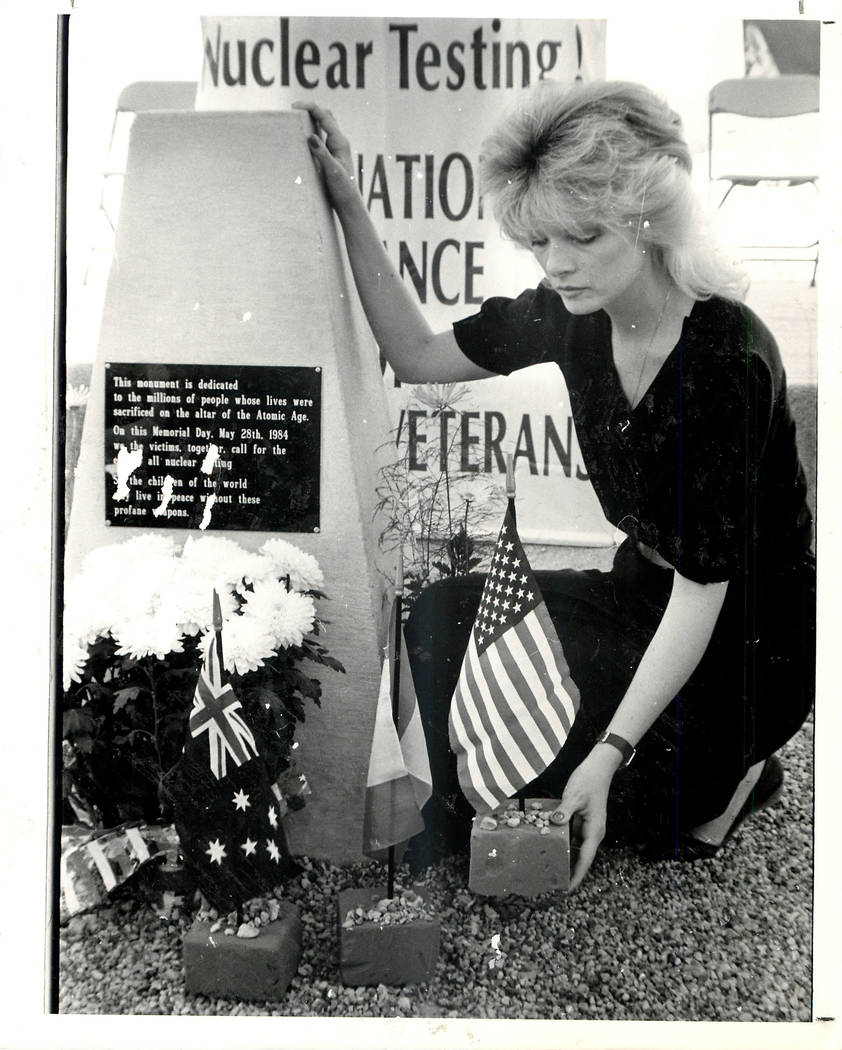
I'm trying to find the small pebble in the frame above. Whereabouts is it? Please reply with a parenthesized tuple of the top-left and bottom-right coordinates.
(57, 724, 813, 1022)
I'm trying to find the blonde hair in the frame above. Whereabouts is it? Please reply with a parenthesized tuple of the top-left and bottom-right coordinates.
(481, 80, 748, 301)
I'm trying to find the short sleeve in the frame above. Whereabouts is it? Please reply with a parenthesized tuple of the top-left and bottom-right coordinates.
(667, 352, 774, 584)
(452, 283, 565, 376)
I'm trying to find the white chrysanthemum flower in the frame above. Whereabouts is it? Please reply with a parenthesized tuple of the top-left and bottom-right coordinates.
(112, 565, 179, 654)
(113, 609, 185, 661)
(215, 613, 276, 675)
(239, 579, 316, 651)
(166, 560, 241, 636)
(180, 536, 270, 594)
(63, 634, 90, 692)
(271, 589, 316, 649)
(259, 538, 324, 592)
(62, 532, 323, 675)
(88, 534, 178, 567)
(63, 574, 110, 649)
(231, 553, 278, 595)
(64, 536, 179, 647)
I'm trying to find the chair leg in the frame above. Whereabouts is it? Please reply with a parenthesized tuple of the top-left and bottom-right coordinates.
(717, 182, 736, 210)
(809, 181, 819, 287)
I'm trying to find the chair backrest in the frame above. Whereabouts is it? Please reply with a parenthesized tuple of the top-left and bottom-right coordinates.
(709, 75, 819, 118)
(708, 75, 820, 182)
(116, 81, 198, 114)
(102, 83, 199, 227)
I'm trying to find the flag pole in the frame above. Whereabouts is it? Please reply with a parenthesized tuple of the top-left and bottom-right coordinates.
(212, 589, 241, 925)
(505, 453, 516, 528)
(505, 457, 526, 813)
(387, 553, 403, 900)
(212, 588, 225, 672)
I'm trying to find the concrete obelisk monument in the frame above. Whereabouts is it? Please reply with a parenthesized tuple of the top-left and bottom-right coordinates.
(65, 106, 393, 862)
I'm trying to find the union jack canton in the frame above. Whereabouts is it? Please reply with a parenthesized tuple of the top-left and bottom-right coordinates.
(189, 640, 258, 780)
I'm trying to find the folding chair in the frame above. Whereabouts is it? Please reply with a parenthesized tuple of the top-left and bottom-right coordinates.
(114, 81, 198, 114)
(708, 75, 819, 285)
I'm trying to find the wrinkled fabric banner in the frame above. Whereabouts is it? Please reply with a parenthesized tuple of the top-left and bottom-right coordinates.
(59, 823, 180, 921)
(195, 16, 613, 545)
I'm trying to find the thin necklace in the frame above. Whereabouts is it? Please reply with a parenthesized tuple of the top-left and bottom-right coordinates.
(629, 284, 673, 409)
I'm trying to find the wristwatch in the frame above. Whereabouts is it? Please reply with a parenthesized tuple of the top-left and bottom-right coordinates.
(597, 730, 636, 767)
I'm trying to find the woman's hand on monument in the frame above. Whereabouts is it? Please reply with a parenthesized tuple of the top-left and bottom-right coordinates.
(293, 101, 358, 211)
(292, 101, 486, 385)
(552, 747, 621, 892)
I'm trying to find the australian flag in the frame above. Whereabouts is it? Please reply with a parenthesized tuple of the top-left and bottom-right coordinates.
(163, 635, 298, 912)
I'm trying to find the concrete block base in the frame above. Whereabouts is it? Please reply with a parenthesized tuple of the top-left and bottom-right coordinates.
(183, 903, 301, 1001)
(469, 799, 570, 897)
(337, 886, 440, 987)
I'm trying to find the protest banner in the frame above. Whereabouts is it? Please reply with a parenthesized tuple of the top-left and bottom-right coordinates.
(197, 16, 612, 545)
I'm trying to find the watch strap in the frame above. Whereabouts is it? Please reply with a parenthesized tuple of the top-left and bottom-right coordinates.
(597, 730, 636, 767)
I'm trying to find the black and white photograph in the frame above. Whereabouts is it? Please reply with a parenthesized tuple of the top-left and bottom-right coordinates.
(2, 2, 840, 1048)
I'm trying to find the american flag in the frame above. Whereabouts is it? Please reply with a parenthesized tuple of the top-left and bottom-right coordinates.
(189, 638, 258, 780)
(448, 506, 580, 813)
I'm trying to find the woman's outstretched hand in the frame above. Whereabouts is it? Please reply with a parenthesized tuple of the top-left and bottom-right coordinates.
(552, 746, 622, 892)
(292, 101, 358, 212)
(290, 99, 476, 385)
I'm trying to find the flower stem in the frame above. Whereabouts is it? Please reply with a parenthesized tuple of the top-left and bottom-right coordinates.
(143, 659, 166, 784)
(425, 474, 443, 579)
(443, 458, 453, 545)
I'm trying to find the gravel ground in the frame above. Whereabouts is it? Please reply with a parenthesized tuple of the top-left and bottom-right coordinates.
(58, 722, 813, 1021)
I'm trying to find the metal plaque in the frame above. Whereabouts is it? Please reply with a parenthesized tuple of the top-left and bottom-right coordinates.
(104, 363, 321, 532)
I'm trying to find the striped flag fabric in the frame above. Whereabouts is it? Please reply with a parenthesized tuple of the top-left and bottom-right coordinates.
(363, 599, 432, 858)
(59, 822, 179, 921)
(188, 638, 258, 780)
(448, 506, 580, 813)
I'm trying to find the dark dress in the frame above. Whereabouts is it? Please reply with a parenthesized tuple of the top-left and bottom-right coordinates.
(404, 284, 815, 866)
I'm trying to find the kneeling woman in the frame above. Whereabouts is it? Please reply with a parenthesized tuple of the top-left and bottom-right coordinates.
(297, 81, 815, 889)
